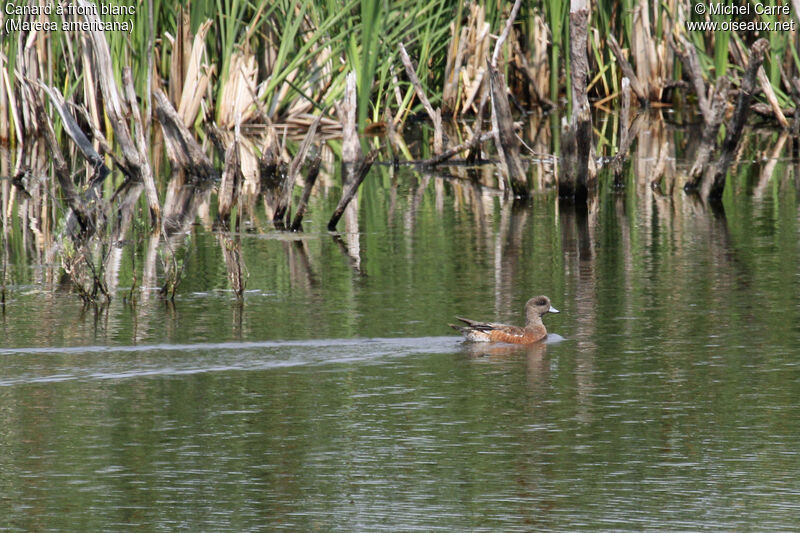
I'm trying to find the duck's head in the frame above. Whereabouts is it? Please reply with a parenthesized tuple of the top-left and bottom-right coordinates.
(525, 295, 559, 322)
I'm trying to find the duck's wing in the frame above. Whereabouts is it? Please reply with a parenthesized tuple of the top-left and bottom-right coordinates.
(454, 317, 507, 330)
(452, 317, 544, 343)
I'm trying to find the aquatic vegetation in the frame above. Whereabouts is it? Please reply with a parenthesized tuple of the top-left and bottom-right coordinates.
(1, 0, 798, 303)
(2, 0, 796, 140)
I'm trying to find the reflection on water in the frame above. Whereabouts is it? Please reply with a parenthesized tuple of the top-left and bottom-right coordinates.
(2, 118, 800, 530)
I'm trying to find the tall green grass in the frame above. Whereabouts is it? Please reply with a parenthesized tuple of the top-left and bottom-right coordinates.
(545, 0, 569, 103)
(1, 0, 798, 146)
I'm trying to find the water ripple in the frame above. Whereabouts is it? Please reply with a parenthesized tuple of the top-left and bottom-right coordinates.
(0, 336, 465, 386)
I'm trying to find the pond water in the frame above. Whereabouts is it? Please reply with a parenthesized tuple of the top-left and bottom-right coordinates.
(2, 123, 800, 530)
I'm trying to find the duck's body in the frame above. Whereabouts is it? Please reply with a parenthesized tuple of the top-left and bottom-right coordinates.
(450, 296, 559, 345)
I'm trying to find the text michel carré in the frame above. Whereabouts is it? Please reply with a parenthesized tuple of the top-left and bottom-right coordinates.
(707, 2, 790, 15)
(5, 2, 136, 16)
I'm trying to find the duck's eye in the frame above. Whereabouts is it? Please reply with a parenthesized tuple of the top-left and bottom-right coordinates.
(536, 297, 547, 305)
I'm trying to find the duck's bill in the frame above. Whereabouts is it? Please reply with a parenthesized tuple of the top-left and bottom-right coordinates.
(549, 306, 560, 314)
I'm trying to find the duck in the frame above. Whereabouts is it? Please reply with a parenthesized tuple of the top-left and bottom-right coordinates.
(450, 296, 559, 344)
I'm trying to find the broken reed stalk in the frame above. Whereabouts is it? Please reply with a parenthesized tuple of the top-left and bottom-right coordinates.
(273, 111, 324, 225)
(398, 43, 444, 154)
(734, 44, 788, 130)
(671, 29, 734, 193)
(670, 31, 710, 118)
(39, 83, 110, 187)
(723, 37, 787, 130)
(217, 126, 241, 224)
(620, 77, 631, 150)
(703, 38, 769, 200)
(421, 130, 496, 167)
(756, 67, 789, 129)
(469, 89, 490, 163)
(398, 43, 437, 122)
(488, 63, 527, 197)
(612, 77, 631, 187)
(32, 87, 94, 235)
(338, 72, 363, 181)
(42, 87, 136, 290)
(480, 0, 524, 188)
(72, 103, 130, 176)
(490, 0, 522, 68)
(259, 118, 281, 172)
(685, 77, 730, 189)
(123, 69, 161, 229)
(258, 119, 284, 215)
(80, 0, 140, 176)
(433, 108, 443, 155)
(607, 33, 648, 105)
(327, 150, 378, 231)
(560, 0, 595, 201)
(79, 3, 164, 232)
(289, 155, 322, 231)
(154, 88, 218, 237)
(32, 80, 111, 303)
(153, 89, 217, 179)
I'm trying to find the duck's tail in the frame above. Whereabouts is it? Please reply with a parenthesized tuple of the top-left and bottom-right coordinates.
(449, 323, 468, 334)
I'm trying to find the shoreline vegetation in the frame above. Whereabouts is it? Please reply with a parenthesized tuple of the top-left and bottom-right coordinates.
(0, 0, 797, 304)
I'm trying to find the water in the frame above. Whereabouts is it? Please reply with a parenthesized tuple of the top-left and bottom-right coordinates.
(3, 128, 800, 530)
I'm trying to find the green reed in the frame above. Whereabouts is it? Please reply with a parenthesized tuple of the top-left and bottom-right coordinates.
(1, 0, 798, 149)
(545, 0, 569, 103)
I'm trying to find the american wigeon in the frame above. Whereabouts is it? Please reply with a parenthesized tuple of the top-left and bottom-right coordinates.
(450, 296, 559, 344)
